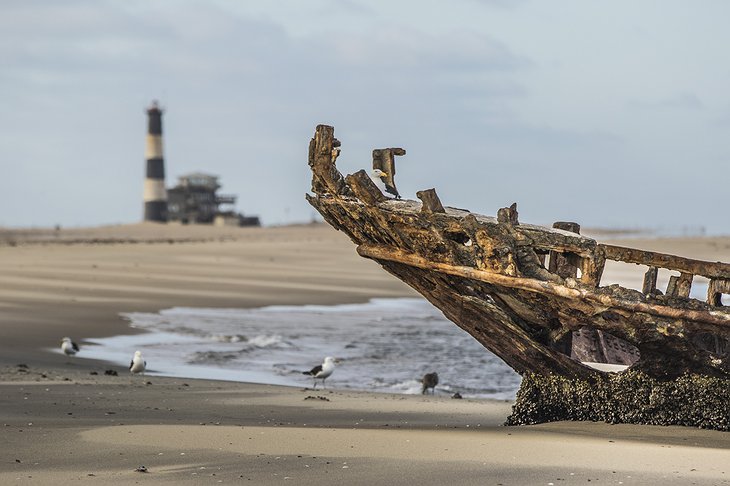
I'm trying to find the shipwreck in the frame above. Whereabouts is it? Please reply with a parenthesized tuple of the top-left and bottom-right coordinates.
(306, 125, 730, 430)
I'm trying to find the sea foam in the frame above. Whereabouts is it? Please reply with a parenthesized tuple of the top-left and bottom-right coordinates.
(78, 298, 521, 399)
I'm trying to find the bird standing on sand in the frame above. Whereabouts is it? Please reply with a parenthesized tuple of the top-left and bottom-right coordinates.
(129, 350, 146, 375)
(421, 372, 439, 395)
(303, 356, 337, 389)
(60, 337, 80, 357)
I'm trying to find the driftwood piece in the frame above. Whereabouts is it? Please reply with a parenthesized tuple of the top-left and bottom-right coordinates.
(345, 170, 386, 206)
(642, 267, 659, 295)
(497, 203, 519, 225)
(305, 125, 730, 428)
(603, 244, 730, 280)
(308, 125, 352, 197)
(666, 272, 693, 298)
(549, 222, 581, 279)
(416, 188, 445, 214)
(708, 278, 730, 307)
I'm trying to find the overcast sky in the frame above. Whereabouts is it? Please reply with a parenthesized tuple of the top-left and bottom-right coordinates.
(2, 0, 729, 233)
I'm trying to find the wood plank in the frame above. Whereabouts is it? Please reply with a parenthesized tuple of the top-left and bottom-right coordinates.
(603, 244, 730, 280)
(642, 266, 658, 295)
(357, 243, 730, 328)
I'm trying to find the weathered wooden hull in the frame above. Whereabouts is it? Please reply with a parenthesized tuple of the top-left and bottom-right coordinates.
(307, 125, 730, 386)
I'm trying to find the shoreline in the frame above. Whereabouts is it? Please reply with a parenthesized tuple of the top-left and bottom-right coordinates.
(2, 223, 730, 484)
(74, 297, 521, 400)
(0, 223, 417, 369)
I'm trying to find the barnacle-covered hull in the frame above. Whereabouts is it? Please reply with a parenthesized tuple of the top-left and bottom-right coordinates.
(306, 125, 730, 428)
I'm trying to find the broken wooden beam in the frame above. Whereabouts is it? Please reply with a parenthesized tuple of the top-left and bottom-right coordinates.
(666, 272, 693, 298)
(553, 221, 581, 234)
(549, 221, 581, 279)
(345, 170, 387, 205)
(579, 249, 606, 288)
(602, 244, 730, 280)
(308, 124, 352, 197)
(356, 243, 730, 328)
(416, 188, 445, 214)
(497, 203, 519, 225)
(642, 266, 659, 295)
(708, 278, 730, 307)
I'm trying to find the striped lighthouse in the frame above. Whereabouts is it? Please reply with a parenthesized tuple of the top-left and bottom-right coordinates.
(143, 100, 168, 222)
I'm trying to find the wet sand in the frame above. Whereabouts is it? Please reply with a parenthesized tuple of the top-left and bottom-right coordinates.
(1, 223, 729, 485)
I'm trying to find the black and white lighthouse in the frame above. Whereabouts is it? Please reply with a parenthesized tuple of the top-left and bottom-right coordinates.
(143, 100, 168, 222)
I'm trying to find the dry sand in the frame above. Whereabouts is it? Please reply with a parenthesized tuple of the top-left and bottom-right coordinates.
(1, 223, 729, 485)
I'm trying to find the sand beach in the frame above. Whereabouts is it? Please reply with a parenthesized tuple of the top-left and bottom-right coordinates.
(1, 223, 729, 485)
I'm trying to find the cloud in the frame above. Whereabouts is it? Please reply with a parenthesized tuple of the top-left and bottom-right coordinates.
(467, 0, 530, 8)
(0, 1, 537, 227)
(2, 1, 727, 234)
(628, 92, 704, 111)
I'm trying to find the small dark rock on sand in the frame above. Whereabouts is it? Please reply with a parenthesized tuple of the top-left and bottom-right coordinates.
(104, 369, 118, 376)
(304, 396, 330, 401)
(451, 392, 463, 399)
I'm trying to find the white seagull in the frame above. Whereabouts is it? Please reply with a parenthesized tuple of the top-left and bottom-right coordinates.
(302, 356, 337, 389)
(371, 168, 399, 198)
(129, 350, 146, 375)
(60, 337, 80, 357)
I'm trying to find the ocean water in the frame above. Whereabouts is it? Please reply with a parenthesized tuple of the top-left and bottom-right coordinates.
(79, 298, 521, 399)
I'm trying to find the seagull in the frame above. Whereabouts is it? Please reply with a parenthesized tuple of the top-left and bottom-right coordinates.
(129, 350, 146, 376)
(421, 372, 439, 395)
(60, 337, 80, 357)
(372, 147, 405, 199)
(371, 168, 400, 199)
(302, 356, 337, 389)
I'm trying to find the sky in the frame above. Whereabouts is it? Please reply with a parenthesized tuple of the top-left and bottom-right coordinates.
(1, 0, 729, 233)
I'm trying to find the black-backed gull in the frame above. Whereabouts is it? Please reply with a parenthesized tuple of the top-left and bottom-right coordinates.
(61, 337, 80, 357)
(130, 350, 147, 375)
(303, 356, 337, 389)
(371, 168, 400, 199)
